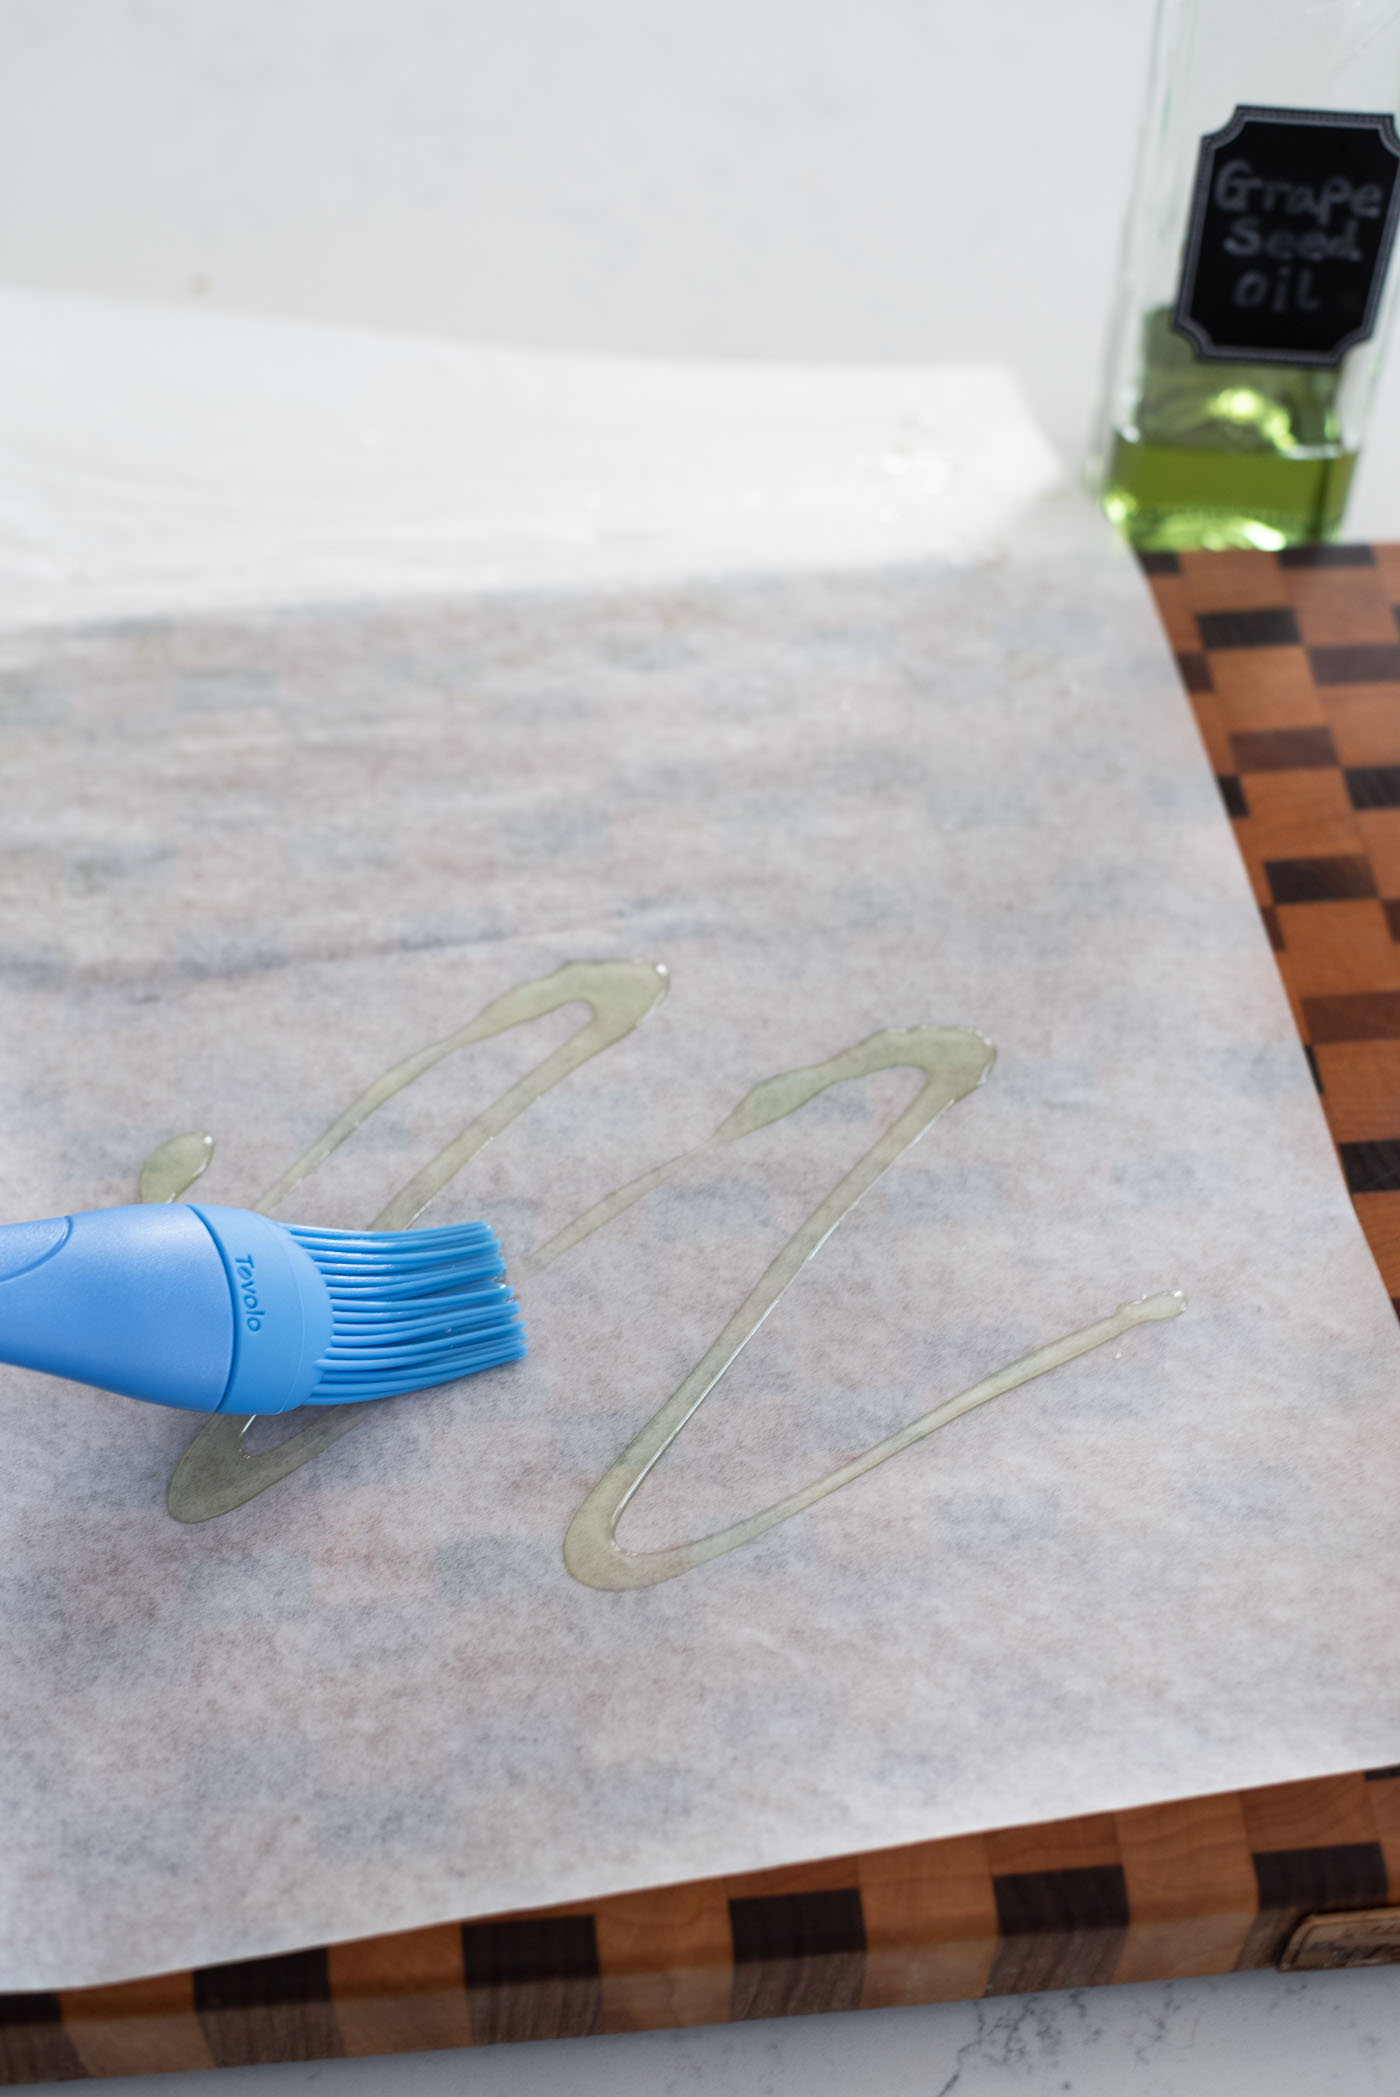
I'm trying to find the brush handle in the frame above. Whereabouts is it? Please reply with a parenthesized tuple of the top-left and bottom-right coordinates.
(0, 1206, 234, 1409)
(0, 1203, 515, 1414)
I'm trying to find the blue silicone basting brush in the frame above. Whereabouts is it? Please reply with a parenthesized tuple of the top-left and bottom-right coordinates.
(0, 1204, 525, 1414)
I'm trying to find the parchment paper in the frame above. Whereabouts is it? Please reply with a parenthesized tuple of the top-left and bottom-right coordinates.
(3, 490, 1399, 1989)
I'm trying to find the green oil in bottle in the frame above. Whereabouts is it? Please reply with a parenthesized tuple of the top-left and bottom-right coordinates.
(1101, 308, 1357, 551)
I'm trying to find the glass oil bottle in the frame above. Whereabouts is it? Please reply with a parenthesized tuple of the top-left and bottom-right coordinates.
(1092, 0, 1400, 551)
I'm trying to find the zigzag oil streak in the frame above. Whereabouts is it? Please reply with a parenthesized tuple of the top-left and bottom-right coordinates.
(158, 960, 1183, 1583)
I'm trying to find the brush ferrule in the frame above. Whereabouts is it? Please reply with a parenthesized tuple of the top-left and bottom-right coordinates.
(191, 1207, 335, 1417)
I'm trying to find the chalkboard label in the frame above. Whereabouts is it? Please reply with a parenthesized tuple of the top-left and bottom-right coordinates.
(1173, 106, 1400, 366)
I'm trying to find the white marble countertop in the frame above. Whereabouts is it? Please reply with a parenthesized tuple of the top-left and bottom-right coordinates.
(58, 1970, 1400, 2096)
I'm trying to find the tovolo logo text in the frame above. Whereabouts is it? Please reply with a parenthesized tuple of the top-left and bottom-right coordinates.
(234, 1255, 263, 1331)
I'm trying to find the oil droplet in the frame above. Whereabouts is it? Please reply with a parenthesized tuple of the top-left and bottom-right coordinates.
(138, 1131, 214, 1205)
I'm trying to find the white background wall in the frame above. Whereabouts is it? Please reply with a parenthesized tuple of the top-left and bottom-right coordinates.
(0, 0, 1383, 537)
(6, 0, 1400, 523)
(0, 0, 1155, 475)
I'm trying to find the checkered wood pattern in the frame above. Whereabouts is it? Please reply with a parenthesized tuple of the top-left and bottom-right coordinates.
(6, 544, 1400, 2083)
(1146, 543, 1400, 1309)
(8, 1773, 1400, 2078)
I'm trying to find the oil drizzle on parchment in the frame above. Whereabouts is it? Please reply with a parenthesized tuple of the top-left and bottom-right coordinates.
(164, 960, 668, 1522)
(541, 1030, 1181, 1588)
(517, 1026, 986, 1280)
(257, 958, 670, 1229)
(564, 1292, 1184, 1590)
(158, 960, 1183, 1573)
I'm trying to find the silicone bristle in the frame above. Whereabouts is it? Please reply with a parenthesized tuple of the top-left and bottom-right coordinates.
(284, 1219, 526, 1400)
